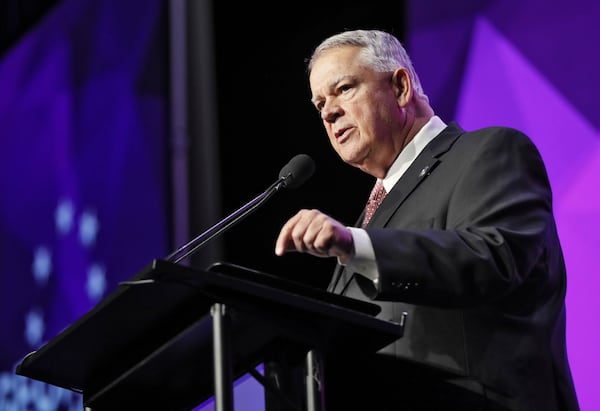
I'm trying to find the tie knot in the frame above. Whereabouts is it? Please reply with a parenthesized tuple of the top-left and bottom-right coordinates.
(362, 181, 387, 227)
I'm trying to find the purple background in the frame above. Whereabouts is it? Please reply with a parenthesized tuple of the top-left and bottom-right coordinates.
(409, 1, 599, 409)
(0, 0, 169, 409)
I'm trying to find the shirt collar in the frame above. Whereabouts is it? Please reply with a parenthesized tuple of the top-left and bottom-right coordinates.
(381, 115, 447, 192)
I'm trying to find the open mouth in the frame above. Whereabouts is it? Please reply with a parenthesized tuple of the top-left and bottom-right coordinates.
(335, 127, 352, 141)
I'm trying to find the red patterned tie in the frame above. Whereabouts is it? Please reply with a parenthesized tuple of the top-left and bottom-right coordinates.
(362, 180, 387, 227)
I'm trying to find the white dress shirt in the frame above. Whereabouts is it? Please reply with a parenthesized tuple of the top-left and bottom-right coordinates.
(343, 115, 448, 283)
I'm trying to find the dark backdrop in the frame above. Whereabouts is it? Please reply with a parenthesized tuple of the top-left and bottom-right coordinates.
(210, 2, 407, 288)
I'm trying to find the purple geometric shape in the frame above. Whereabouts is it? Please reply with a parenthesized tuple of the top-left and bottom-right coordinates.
(408, 13, 475, 121)
(456, 16, 599, 410)
(484, 0, 600, 130)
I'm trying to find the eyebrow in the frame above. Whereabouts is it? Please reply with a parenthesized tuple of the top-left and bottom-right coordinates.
(310, 74, 357, 105)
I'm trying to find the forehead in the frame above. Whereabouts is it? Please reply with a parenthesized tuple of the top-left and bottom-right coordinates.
(309, 46, 366, 89)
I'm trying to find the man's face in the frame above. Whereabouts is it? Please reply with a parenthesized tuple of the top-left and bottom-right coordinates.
(309, 46, 405, 177)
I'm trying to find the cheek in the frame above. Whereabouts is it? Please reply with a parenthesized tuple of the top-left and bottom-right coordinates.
(327, 132, 337, 148)
(354, 109, 378, 140)
(324, 123, 336, 141)
(368, 101, 398, 135)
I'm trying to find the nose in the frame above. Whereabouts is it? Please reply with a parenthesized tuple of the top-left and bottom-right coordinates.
(321, 101, 342, 123)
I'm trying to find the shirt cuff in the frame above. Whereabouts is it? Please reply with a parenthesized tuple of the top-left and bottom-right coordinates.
(338, 227, 379, 283)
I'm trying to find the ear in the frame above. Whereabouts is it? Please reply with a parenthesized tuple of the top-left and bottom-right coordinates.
(391, 68, 413, 107)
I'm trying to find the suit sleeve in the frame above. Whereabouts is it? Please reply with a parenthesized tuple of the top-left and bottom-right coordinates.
(359, 128, 560, 307)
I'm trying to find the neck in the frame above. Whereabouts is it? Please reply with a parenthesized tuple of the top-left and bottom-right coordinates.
(400, 99, 435, 150)
(360, 99, 435, 180)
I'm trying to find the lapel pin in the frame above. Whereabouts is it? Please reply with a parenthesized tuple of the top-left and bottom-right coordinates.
(419, 166, 430, 178)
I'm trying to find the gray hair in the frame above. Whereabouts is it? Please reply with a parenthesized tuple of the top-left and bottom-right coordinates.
(308, 29, 427, 100)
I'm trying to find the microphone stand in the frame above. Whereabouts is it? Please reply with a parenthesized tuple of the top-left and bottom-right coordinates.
(164, 177, 287, 264)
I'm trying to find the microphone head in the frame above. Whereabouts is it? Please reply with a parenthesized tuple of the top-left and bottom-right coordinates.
(278, 154, 315, 189)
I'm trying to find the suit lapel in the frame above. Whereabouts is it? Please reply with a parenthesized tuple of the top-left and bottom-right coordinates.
(367, 122, 464, 227)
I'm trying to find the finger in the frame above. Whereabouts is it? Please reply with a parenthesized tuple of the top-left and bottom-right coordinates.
(310, 219, 337, 256)
(275, 211, 305, 255)
(289, 210, 316, 253)
(313, 219, 353, 258)
(298, 213, 336, 257)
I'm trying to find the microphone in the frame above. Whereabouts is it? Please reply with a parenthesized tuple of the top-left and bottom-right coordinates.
(165, 154, 315, 263)
(278, 153, 316, 189)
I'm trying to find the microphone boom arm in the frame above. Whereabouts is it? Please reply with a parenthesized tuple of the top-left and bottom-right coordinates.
(165, 177, 287, 264)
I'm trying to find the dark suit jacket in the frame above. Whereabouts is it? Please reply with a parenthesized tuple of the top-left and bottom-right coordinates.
(330, 122, 579, 411)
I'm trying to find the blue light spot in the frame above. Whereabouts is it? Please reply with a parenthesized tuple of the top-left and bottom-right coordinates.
(24, 309, 45, 349)
(86, 264, 106, 301)
(79, 210, 99, 247)
(55, 200, 74, 235)
(32, 247, 52, 286)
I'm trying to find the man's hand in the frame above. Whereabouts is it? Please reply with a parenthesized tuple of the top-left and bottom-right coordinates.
(275, 209, 354, 262)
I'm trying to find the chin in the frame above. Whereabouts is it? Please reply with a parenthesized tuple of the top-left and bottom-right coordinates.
(340, 149, 367, 168)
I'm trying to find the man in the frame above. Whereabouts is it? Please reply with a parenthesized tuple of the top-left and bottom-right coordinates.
(274, 29, 579, 410)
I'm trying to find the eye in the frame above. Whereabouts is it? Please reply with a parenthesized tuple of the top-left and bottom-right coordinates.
(339, 83, 352, 94)
(314, 101, 324, 113)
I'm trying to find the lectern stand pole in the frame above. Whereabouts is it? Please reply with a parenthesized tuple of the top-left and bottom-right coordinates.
(305, 350, 324, 411)
(211, 303, 234, 411)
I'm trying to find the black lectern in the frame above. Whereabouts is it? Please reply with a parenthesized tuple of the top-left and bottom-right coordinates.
(16, 259, 404, 411)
